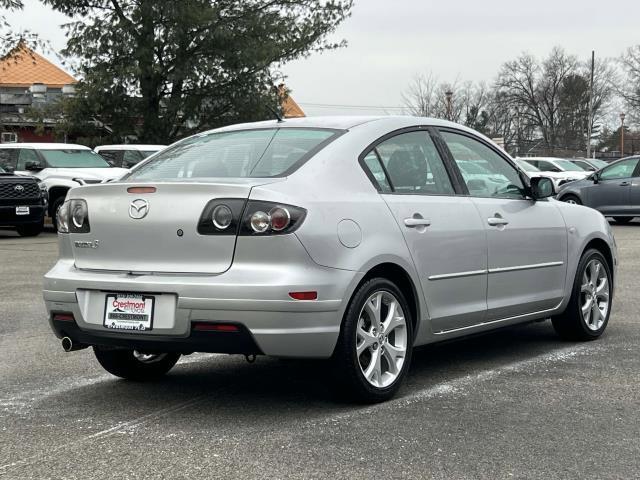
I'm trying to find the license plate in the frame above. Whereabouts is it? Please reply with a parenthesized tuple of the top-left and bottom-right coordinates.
(103, 293, 154, 331)
(16, 206, 29, 215)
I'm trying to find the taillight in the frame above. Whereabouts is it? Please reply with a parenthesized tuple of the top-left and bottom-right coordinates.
(197, 199, 306, 236)
(57, 199, 90, 234)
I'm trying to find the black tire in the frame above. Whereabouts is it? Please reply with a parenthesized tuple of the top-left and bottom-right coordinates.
(552, 249, 612, 341)
(93, 347, 180, 380)
(16, 222, 43, 237)
(613, 216, 633, 224)
(561, 194, 582, 205)
(51, 196, 65, 231)
(332, 278, 414, 403)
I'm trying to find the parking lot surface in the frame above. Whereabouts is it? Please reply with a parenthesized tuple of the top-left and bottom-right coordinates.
(1, 225, 639, 479)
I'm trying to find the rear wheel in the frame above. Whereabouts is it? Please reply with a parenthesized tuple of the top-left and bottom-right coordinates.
(332, 278, 413, 403)
(613, 216, 633, 224)
(93, 347, 180, 380)
(16, 222, 43, 237)
(562, 194, 581, 205)
(552, 249, 612, 341)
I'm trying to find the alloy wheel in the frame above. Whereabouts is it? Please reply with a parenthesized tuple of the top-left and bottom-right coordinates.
(356, 291, 408, 388)
(580, 259, 610, 331)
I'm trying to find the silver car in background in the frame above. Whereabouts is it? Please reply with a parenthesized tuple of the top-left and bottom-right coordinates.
(44, 117, 617, 402)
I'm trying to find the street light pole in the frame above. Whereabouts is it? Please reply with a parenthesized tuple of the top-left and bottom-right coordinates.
(445, 90, 453, 121)
(620, 112, 626, 158)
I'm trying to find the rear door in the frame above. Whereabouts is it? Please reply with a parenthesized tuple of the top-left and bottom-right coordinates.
(439, 130, 567, 320)
(586, 158, 639, 215)
(361, 128, 488, 333)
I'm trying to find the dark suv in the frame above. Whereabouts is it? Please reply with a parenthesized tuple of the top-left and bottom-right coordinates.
(0, 166, 48, 236)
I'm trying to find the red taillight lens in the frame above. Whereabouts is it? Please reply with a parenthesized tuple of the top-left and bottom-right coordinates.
(53, 313, 75, 322)
(289, 291, 318, 301)
(269, 207, 291, 231)
(192, 322, 239, 332)
(241, 201, 306, 236)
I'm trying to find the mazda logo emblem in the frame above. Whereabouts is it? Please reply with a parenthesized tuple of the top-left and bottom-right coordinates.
(14, 185, 24, 193)
(129, 199, 149, 219)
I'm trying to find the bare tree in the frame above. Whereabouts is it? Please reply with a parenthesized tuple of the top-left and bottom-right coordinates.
(619, 45, 640, 123)
(402, 73, 440, 117)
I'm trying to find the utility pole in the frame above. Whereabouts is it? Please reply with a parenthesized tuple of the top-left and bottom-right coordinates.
(620, 113, 626, 157)
(445, 90, 453, 121)
(586, 51, 595, 158)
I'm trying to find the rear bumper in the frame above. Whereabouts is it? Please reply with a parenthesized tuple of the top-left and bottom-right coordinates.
(43, 236, 361, 358)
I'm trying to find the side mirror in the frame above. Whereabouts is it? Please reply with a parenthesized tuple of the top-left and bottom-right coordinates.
(592, 172, 599, 184)
(530, 176, 555, 200)
(25, 161, 43, 171)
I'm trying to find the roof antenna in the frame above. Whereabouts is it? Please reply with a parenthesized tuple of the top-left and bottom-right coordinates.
(266, 104, 284, 123)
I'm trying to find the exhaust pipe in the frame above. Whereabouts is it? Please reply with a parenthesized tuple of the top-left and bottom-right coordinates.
(61, 337, 87, 352)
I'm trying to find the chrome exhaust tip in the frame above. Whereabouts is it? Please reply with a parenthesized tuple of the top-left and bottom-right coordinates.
(61, 337, 74, 352)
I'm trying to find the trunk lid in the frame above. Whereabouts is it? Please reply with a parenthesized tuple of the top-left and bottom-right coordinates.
(69, 179, 280, 274)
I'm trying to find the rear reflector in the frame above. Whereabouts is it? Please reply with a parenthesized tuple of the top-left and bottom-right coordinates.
(192, 322, 239, 332)
(53, 313, 75, 322)
(127, 186, 156, 194)
(289, 291, 318, 301)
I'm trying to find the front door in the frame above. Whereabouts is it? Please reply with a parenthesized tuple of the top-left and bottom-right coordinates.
(360, 130, 488, 333)
(439, 130, 567, 320)
(586, 158, 640, 215)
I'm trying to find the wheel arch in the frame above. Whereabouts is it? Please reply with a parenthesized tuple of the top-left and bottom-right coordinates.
(347, 262, 422, 337)
(582, 237, 615, 283)
(47, 186, 70, 216)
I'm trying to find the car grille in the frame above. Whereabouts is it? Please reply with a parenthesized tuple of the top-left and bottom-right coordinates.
(0, 181, 40, 199)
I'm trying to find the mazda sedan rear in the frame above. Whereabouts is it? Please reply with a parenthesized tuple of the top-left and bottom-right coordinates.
(44, 117, 616, 402)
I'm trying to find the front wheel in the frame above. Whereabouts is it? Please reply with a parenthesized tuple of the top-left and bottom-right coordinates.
(561, 194, 581, 205)
(552, 249, 612, 341)
(93, 347, 181, 380)
(332, 278, 413, 403)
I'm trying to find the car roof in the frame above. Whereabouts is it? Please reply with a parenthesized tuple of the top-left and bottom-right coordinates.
(516, 157, 566, 162)
(94, 144, 166, 151)
(0, 143, 91, 150)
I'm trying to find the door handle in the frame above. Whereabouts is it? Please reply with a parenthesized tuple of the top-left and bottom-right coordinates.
(487, 217, 509, 226)
(404, 218, 431, 227)
(619, 181, 630, 186)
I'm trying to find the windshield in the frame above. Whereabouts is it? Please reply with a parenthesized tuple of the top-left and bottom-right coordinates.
(0, 166, 5, 173)
(126, 128, 340, 180)
(556, 159, 587, 171)
(140, 151, 160, 158)
(590, 159, 608, 169)
(40, 150, 111, 168)
(516, 160, 540, 172)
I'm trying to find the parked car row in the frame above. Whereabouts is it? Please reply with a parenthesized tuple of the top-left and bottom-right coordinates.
(0, 143, 166, 233)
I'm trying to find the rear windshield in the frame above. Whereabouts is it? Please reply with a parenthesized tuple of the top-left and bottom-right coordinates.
(41, 150, 111, 168)
(125, 128, 340, 180)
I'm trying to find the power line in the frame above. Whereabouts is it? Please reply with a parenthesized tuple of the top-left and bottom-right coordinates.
(298, 102, 405, 110)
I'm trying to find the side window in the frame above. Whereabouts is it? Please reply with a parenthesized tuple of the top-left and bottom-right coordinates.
(600, 158, 639, 180)
(98, 150, 122, 166)
(537, 161, 558, 172)
(370, 131, 454, 195)
(361, 151, 391, 193)
(441, 131, 525, 199)
(122, 150, 143, 168)
(17, 149, 40, 170)
(0, 149, 18, 171)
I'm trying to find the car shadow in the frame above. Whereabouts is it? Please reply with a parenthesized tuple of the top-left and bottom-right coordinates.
(39, 321, 580, 426)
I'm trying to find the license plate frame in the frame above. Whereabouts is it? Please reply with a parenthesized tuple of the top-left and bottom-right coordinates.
(103, 293, 155, 332)
(15, 206, 30, 216)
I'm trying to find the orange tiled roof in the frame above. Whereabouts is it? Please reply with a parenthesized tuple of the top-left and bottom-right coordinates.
(0, 42, 76, 88)
(278, 84, 305, 118)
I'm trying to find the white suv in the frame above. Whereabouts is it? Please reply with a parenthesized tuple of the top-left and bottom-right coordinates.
(0, 143, 128, 227)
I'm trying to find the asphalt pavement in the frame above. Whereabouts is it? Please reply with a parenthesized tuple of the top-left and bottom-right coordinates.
(0, 225, 639, 479)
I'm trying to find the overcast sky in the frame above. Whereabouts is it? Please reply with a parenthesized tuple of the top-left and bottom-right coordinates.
(7, 0, 640, 116)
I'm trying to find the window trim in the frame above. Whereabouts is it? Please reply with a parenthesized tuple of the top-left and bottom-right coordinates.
(357, 126, 465, 196)
(124, 127, 346, 180)
(434, 127, 532, 200)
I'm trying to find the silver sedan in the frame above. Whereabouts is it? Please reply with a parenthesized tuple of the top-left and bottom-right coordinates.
(44, 116, 616, 402)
